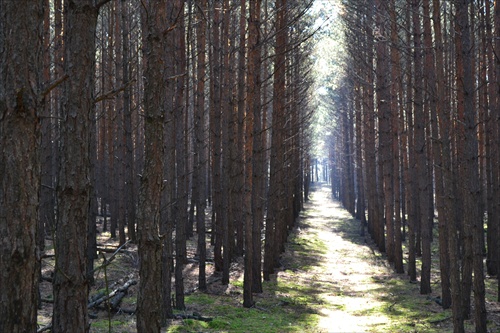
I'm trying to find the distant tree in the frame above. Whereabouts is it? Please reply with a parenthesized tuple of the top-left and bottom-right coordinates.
(173, 0, 187, 311)
(243, 0, 261, 307)
(411, 0, 432, 295)
(264, 0, 288, 280)
(388, 0, 404, 274)
(374, 0, 394, 264)
(0, 1, 43, 332)
(194, 0, 209, 291)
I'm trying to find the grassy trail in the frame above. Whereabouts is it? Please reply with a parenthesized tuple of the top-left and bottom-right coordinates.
(288, 183, 453, 332)
(80, 183, 457, 332)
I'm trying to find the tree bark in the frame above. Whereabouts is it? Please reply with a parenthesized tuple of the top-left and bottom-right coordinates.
(52, 2, 99, 332)
(455, 1, 487, 330)
(430, 0, 451, 309)
(375, 0, 394, 264)
(136, 1, 168, 331)
(0, 1, 43, 332)
(194, 0, 208, 292)
(243, 0, 261, 308)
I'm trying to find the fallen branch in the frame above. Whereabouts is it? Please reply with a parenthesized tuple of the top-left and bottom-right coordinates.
(174, 313, 213, 322)
(87, 279, 137, 309)
(109, 291, 127, 309)
(96, 245, 134, 254)
(118, 307, 136, 314)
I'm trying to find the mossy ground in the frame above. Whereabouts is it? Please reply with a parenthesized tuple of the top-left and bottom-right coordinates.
(38, 183, 500, 332)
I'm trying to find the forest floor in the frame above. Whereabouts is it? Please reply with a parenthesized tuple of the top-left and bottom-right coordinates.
(37, 183, 500, 332)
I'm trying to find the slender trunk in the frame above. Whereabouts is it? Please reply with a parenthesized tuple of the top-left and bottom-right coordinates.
(136, 1, 168, 331)
(195, 0, 208, 292)
(243, 0, 261, 308)
(375, 0, 394, 263)
(388, 0, 404, 274)
(122, 0, 137, 243)
(455, 1, 487, 330)
(431, 0, 451, 309)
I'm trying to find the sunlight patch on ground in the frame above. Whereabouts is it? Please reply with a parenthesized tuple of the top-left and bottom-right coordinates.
(302, 184, 393, 332)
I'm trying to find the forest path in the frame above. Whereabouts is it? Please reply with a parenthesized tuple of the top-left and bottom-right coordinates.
(280, 182, 394, 332)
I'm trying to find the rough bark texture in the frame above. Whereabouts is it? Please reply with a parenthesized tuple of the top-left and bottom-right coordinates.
(0, 1, 43, 332)
(52, 1, 98, 332)
(136, 1, 168, 331)
(430, 0, 451, 309)
(455, 1, 487, 330)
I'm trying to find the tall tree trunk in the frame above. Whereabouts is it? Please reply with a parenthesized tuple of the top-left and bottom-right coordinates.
(0, 1, 43, 332)
(375, 0, 394, 264)
(243, 0, 261, 308)
(354, 79, 366, 235)
(210, 1, 224, 273)
(221, 0, 233, 286)
(412, 0, 432, 294)
(53, 1, 99, 332)
(234, 0, 247, 258)
(452, 4, 472, 320)
(174, 0, 187, 310)
(430, 0, 451, 309)
(455, 1, 487, 330)
(122, 0, 137, 243)
(389, 0, 404, 274)
(251, 0, 264, 294)
(195, 0, 208, 292)
(136, 1, 168, 331)
(494, 0, 500, 303)
(265, 0, 288, 280)
(405, 0, 418, 282)
(484, 0, 498, 277)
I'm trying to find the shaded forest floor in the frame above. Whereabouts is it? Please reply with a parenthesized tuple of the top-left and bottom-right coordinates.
(37, 183, 500, 332)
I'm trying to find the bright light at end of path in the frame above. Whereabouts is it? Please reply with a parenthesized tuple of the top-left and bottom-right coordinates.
(317, 86, 328, 95)
(310, 0, 342, 30)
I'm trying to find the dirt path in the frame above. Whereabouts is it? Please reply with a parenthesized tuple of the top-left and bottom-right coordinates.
(279, 183, 396, 332)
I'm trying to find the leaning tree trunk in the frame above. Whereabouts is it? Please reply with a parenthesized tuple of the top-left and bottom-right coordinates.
(0, 1, 43, 332)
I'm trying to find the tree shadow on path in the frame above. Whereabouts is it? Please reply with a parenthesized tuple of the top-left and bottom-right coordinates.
(280, 182, 455, 333)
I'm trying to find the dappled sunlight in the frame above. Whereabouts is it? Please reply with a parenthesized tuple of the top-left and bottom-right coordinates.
(299, 183, 393, 332)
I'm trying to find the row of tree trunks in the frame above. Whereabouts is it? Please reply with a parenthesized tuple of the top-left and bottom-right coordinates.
(337, 0, 494, 331)
(0, 2, 315, 331)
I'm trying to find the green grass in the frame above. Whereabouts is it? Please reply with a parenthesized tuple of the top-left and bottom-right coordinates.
(167, 286, 320, 332)
(167, 226, 329, 333)
(91, 319, 133, 333)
